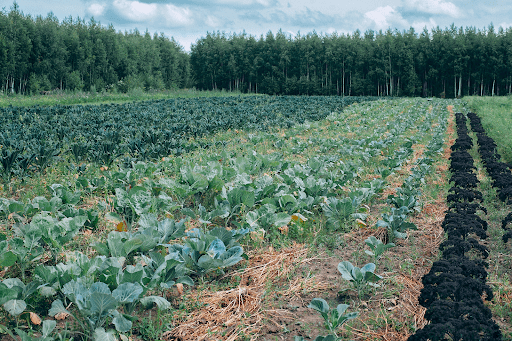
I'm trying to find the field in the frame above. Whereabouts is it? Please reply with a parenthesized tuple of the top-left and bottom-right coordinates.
(0, 94, 511, 341)
(466, 96, 512, 164)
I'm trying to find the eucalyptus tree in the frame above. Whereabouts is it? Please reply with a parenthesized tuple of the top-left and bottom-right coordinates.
(3, 2, 32, 94)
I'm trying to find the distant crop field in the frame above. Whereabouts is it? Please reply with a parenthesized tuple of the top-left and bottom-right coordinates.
(467, 96, 512, 164)
(0, 95, 374, 180)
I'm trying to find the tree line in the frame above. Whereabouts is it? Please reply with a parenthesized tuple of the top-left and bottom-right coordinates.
(191, 26, 512, 97)
(2, 2, 512, 98)
(0, 3, 190, 95)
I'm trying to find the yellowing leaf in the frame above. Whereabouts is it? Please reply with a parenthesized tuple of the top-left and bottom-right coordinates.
(356, 219, 367, 228)
(291, 213, 307, 223)
(116, 221, 127, 232)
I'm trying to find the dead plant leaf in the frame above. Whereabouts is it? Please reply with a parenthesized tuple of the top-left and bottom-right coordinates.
(55, 312, 69, 320)
(30, 312, 41, 325)
(278, 225, 289, 235)
(176, 283, 184, 296)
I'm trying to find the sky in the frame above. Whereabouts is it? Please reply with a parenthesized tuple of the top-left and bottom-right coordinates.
(4, 0, 512, 51)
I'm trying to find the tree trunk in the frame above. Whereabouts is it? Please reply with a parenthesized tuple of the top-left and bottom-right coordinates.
(467, 74, 470, 96)
(349, 71, 352, 96)
(458, 74, 462, 98)
(325, 63, 328, 88)
(454, 73, 457, 98)
(342, 63, 345, 96)
(389, 53, 392, 96)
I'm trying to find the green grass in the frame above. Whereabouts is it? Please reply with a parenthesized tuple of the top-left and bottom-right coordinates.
(463, 120, 512, 338)
(465, 95, 512, 164)
(0, 88, 253, 108)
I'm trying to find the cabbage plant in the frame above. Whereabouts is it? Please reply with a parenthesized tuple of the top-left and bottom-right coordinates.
(364, 236, 395, 262)
(337, 261, 382, 300)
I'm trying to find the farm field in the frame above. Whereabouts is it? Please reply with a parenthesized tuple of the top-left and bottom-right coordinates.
(0, 89, 251, 109)
(0, 96, 511, 341)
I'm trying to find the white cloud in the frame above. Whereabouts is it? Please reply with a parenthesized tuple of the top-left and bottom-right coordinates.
(364, 6, 407, 30)
(499, 22, 512, 30)
(403, 0, 461, 18)
(109, 0, 195, 28)
(214, 0, 274, 6)
(205, 15, 222, 28)
(411, 18, 437, 33)
(164, 4, 194, 27)
(325, 27, 336, 35)
(87, 3, 106, 17)
(112, 0, 158, 22)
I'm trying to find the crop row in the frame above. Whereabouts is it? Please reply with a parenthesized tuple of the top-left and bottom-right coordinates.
(467, 112, 512, 246)
(409, 112, 502, 340)
(0, 96, 374, 180)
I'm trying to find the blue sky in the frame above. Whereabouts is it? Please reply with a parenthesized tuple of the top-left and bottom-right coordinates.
(5, 0, 512, 51)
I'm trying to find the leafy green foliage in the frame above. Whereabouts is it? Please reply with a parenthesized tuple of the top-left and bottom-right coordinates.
(302, 298, 358, 340)
(13, 320, 57, 341)
(376, 206, 418, 242)
(56, 279, 169, 336)
(141, 251, 193, 290)
(386, 192, 420, 212)
(0, 237, 17, 268)
(364, 236, 395, 262)
(9, 225, 44, 281)
(337, 261, 382, 299)
(168, 227, 249, 277)
(246, 204, 291, 230)
(0, 278, 40, 317)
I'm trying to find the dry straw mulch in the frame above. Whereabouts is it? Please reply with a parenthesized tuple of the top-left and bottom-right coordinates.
(165, 245, 330, 341)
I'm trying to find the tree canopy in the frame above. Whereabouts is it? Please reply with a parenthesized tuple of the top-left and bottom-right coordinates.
(2, 2, 512, 97)
(0, 3, 190, 94)
(190, 26, 512, 97)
